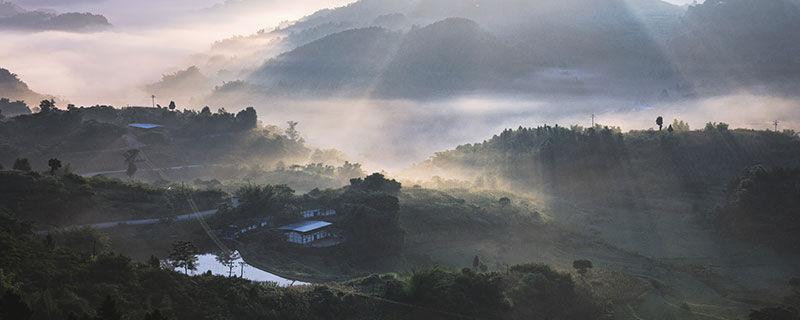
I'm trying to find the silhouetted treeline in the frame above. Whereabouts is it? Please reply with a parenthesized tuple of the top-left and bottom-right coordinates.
(0, 205, 606, 319)
(714, 166, 800, 252)
(414, 125, 800, 204)
(0, 170, 225, 227)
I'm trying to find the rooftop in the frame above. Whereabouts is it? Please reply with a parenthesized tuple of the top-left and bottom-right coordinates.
(128, 123, 164, 129)
(278, 220, 332, 233)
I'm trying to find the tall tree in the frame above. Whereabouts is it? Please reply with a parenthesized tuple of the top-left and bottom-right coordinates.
(473, 255, 480, 270)
(38, 99, 55, 114)
(47, 158, 62, 176)
(215, 250, 240, 277)
(168, 101, 176, 111)
(12, 158, 31, 172)
(94, 296, 122, 320)
(285, 121, 304, 143)
(145, 309, 169, 320)
(656, 116, 663, 131)
(122, 149, 140, 180)
(573, 259, 593, 277)
(168, 240, 199, 275)
(0, 290, 33, 320)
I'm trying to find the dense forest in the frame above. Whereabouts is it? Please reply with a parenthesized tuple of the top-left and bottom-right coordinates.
(0, 168, 609, 320)
(714, 166, 800, 253)
(409, 124, 800, 203)
(0, 103, 313, 180)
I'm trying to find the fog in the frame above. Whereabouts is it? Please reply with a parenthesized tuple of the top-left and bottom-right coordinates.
(241, 93, 800, 173)
(0, 0, 354, 106)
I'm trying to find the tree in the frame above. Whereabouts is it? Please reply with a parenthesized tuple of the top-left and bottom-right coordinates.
(215, 250, 240, 277)
(94, 296, 122, 320)
(285, 121, 304, 143)
(168, 240, 199, 274)
(47, 158, 62, 176)
(472, 255, 480, 270)
(656, 116, 663, 131)
(235, 107, 257, 129)
(145, 309, 169, 320)
(672, 118, 690, 131)
(667, 125, 674, 133)
(573, 259, 593, 277)
(147, 255, 161, 269)
(498, 197, 511, 206)
(38, 99, 55, 113)
(0, 290, 33, 320)
(168, 101, 176, 111)
(12, 158, 31, 172)
(122, 149, 140, 180)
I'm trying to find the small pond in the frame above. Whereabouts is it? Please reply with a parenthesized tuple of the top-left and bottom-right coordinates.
(175, 252, 309, 286)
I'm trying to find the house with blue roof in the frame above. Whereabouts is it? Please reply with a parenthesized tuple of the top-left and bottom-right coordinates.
(277, 220, 332, 244)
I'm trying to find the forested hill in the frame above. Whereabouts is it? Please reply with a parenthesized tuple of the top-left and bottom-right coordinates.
(408, 125, 800, 202)
(0, 67, 49, 115)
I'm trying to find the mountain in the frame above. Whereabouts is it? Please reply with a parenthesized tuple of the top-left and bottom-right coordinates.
(145, 66, 213, 104)
(0, 9, 110, 32)
(203, 0, 800, 99)
(373, 18, 524, 97)
(249, 27, 402, 94)
(668, 0, 800, 81)
(250, 18, 523, 97)
(407, 126, 800, 202)
(0, 1, 24, 17)
(0, 67, 49, 115)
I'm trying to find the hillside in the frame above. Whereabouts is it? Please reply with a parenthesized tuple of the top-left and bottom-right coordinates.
(250, 27, 403, 94)
(0, 67, 47, 114)
(0, 105, 311, 179)
(408, 126, 800, 203)
(209, 0, 800, 99)
(250, 18, 523, 97)
(0, 1, 23, 17)
(0, 10, 111, 32)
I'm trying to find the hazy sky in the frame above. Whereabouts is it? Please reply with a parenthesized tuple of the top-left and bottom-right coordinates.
(1, 0, 701, 107)
(0, 0, 354, 106)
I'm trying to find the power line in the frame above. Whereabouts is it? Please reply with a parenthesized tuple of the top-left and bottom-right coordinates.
(136, 148, 233, 257)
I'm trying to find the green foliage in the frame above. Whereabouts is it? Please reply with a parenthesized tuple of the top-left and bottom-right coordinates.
(12, 158, 31, 172)
(415, 126, 800, 204)
(393, 263, 604, 320)
(0, 170, 225, 226)
(749, 307, 800, 320)
(349, 173, 401, 195)
(498, 197, 511, 206)
(715, 166, 800, 251)
(168, 241, 199, 274)
(0, 98, 31, 117)
(671, 119, 690, 132)
(339, 174, 404, 258)
(47, 158, 62, 175)
(573, 259, 593, 276)
(0, 289, 33, 320)
(233, 184, 295, 223)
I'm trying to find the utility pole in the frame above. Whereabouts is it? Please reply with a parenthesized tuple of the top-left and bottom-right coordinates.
(151, 95, 155, 108)
(239, 261, 246, 278)
(591, 114, 596, 127)
(774, 120, 779, 132)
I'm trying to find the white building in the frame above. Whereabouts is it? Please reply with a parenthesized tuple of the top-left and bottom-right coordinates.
(278, 220, 332, 244)
(300, 208, 336, 219)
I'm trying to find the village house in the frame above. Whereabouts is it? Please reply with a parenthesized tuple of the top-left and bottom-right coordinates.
(223, 217, 270, 239)
(278, 220, 332, 244)
(300, 207, 336, 219)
